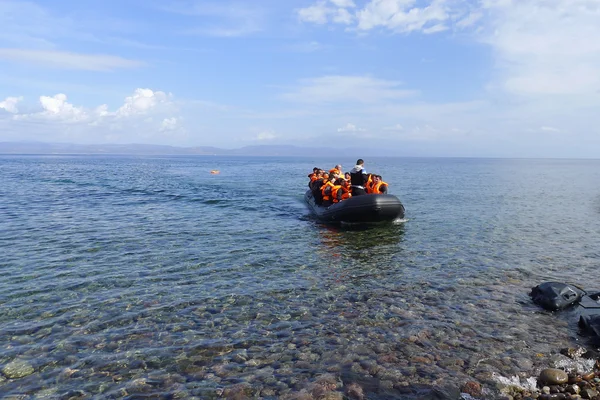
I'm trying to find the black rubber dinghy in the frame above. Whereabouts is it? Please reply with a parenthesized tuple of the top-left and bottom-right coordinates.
(305, 190, 405, 224)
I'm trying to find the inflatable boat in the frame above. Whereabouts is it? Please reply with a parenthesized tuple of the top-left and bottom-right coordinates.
(304, 190, 405, 224)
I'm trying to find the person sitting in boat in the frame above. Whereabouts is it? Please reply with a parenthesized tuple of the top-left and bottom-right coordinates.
(311, 171, 326, 191)
(344, 172, 351, 182)
(371, 175, 389, 194)
(329, 164, 343, 178)
(332, 178, 351, 203)
(321, 175, 336, 207)
(312, 172, 331, 205)
(364, 173, 374, 193)
(349, 159, 369, 196)
(308, 168, 324, 189)
(308, 167, 320, 187)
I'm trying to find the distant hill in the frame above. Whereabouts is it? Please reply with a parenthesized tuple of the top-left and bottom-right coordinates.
(0, 142, 374, 157)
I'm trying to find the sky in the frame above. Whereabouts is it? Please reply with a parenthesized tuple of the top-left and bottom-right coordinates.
(0, 0, 599, 158)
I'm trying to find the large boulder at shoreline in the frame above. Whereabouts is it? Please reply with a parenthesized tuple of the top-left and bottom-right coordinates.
(530, 282, 585, 311)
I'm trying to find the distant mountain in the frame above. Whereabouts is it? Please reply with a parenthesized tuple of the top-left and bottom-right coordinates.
(0, 142, 375, 157)
(0, 142, 221, 155)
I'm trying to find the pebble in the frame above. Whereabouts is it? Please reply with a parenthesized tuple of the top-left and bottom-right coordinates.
(539, 369, 569, 385)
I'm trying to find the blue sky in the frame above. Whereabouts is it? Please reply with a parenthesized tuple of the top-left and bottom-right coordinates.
(0, 0, 599, 157)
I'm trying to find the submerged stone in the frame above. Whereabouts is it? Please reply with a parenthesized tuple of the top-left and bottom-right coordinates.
(2, 359, 35, 379)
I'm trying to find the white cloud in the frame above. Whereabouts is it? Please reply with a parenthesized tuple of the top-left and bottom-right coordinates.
(382, 124, 452, 142)
(256, 130, 277, 141)
(5, 88, 181, 143)
(285, 41, 324, 53)
(456, 11, 482, 29)
(0, 49, 144, 71)
(297, 0, 356, 25)
(12, 93, 96, 123)
(116, 89, 172, 117)
(38, 93, 87, 121)
(296, 0, 600, 100)
(480, 0, 600, 96)
(167, 2, 265, 37)
(422, 24, 447, 34)
(161, 117, 178, 131)
(95, 104, 110, 117)
(540, 126, 560, 133)
(407, 124, 443, 141)
(0, 1, 69, 48)
(333, 8, 355, 24)
(384, 123, 404, 131)
(356, 0, 450, 33)
(298, 0, 465, 33)
(337, 123, 365, 132)
(297, 1, 331, 24)
(0, 96, 22, 113)
(281, 75, 417, 104)
(331, 0, 356, 7)
(14, 90, 173, 123)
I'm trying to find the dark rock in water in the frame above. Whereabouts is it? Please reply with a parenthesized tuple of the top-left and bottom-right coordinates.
(540, 393, 567, 400)
(565, 384, 581, 395)
(581, 387, 599, 399)
(345, 382, 365, 399)
(530, 282, 585, 311)
(417, 384, 461, 400)
(582, 372, 596, 381)
(59, 389, 87, 399)
(539, 368, 569, 385)
(460, 381, 482, 398)
(560, 347, 586, 359)
(582, 349, 600, 360)
(1, 359, 35, 379)
(579, 315, 600, 337)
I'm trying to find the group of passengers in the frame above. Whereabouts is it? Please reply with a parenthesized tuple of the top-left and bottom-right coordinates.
(307, 159, 389, 206)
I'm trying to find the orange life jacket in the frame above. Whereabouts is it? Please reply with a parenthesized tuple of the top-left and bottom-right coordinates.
(365, 175, 374, 193)
(321, 181, 335, 201)
(329, 168, 341, 176)
(372, 181, 388, 194)
(332, 185, 351, 202)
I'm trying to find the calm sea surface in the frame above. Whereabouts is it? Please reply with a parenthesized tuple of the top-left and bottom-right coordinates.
(1, 155, 600, 399)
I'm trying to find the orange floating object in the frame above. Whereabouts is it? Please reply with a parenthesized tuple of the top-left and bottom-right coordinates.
(210, 170, 220, 174)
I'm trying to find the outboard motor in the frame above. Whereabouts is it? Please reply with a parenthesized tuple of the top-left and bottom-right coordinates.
(529, 282, 585, 311)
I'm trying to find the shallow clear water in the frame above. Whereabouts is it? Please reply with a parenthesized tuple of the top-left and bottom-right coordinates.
(1, 155, 599, 398)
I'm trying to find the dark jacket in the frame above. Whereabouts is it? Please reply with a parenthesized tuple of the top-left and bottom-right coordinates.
(350, 165, 368, 187)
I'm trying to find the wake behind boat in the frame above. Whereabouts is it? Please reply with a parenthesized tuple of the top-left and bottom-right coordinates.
(305, 190, 405, 224)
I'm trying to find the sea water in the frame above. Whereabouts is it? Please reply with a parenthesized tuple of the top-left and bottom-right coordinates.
(1, 155, 599, 398)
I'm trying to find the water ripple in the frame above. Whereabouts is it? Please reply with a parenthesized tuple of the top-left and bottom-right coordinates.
(0, 156, 599, 398)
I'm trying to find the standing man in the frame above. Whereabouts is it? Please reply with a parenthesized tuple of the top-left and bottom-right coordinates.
(349, 159, 369, 196)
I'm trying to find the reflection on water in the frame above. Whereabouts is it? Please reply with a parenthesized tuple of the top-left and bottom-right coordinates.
(315, 223, 406, 287)
(317, 222, 405, 251)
